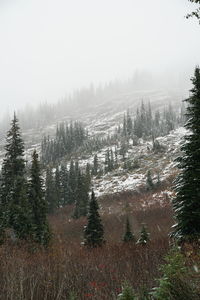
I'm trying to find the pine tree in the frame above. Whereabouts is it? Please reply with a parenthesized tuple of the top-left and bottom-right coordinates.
(29, 150, 51, 246)
(123, 217, 135, 242)
(92, 154, 98, 176)
(0, 114, 31, 240)
(55, 166, 61, 207)
(84, 190, 105, 247)
(146, 170, 154, 190)
(73, 171, 88, 219)
(123, 114, 127, 137)
(120, 139, 128, 161)
(68, 160, 76, 204)
(118, 282, 136, 300)
(126, 110, 133, 137)
(172, 67, 200, 242)
(60, 165, 69, 205)
(137, 224, 150, 245)
(45, 167, 57, 213)
(85, 163, 91, 190)
(114, 147, 118, 169)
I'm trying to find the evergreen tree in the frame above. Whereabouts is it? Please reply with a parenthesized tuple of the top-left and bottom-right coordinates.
(118, 282, 136, 300)
(73, 171, 89, 219)
(123, 217, 135, 242)
(152, 249, 198, 300)
(137, 224, 150, 245)
(92, 154, 98, 176)
(146, 170, 154, 190)
(0, 114, 31, 240)
(45, 167, 57, 213)
(114, 147, 118, 168)
(68, 160, 76, 204)
(123, 114, 127, 137)
(55, 166, 61, 207)
(172, 67, 200, 242)
(85, 163, 91, 190)
(29, 150, 51, 246)
(120, 139, 128, 160)
(84, 190, 105, 247)
(105, 149, 114, 172)
(126, 110, 133, 136)
(60, 165, 69, 205)
(156, 173, 161, 187)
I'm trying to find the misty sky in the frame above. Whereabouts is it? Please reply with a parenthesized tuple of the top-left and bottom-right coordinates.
(0, 0, 200, 114)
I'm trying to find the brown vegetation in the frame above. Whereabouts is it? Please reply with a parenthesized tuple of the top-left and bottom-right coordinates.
(0, 185, 174, 299)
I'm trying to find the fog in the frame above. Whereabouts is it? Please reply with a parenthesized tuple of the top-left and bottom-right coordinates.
(0, 0, 199, 115)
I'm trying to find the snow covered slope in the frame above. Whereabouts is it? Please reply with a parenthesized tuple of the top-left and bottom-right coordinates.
(0, 88, 187, 198)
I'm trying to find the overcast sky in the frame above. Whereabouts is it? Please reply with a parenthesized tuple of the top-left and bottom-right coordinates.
(0, 0, 199, 114)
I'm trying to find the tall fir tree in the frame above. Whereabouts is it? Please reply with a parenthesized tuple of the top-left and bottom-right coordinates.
(85, 163, 91, 190)
(55, 166, 61, 207)
(73, 171, 89, 219)
(68, 160, 76, 204)
(126, 110, 133, 137)
(60, 165, 69, 206)
(172, 67, 200, 242)
(84, 190, 105, 247)
(92, 154, 98, 176)
(45, 167, 57, 213)
(29, 150, 51, 246)
(0, 114, 31, 240)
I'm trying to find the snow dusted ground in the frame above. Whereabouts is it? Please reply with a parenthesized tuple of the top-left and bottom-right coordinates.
(0, 87, 187, 200)
(90, 127, 187, 197)
(0, 121, 187, 200)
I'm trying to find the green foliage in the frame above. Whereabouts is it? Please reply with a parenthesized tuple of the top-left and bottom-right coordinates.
(120, 102, 181, 141)
(92, 154, 98, 175)
(172, 67, 200, 242)
(137, 225, 150, 245)
(45, 159, 90, 217)
(41, 121, 87, 164)
(0, 114, 31, 240)
(118, 282, 136, 300)
(73, 170, 89, 219)
(68, 160, 76, 204)
(123, 158, 139, 171)
(84, 190, 105, 247)
(68, 291, 77, 300)
(123, 217, 135, 242)
(29, 150, 51, 246)
(120, 139, 128, 160)
(152, 248, 199, 300)
(105, 149, 115, 173)
(146, 170, 154, 191)
(60, 165, 70, 206)
(45, 167, 57, 213)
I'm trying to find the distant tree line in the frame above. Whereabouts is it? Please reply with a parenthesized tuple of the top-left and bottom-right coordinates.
(45, 161, 91, 219)
(119, 101, 186, 141)
(41, 121, 88, 164)
(0, 72, 156, 133)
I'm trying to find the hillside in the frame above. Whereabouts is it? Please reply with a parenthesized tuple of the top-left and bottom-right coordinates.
(0, 87, 186, 197)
